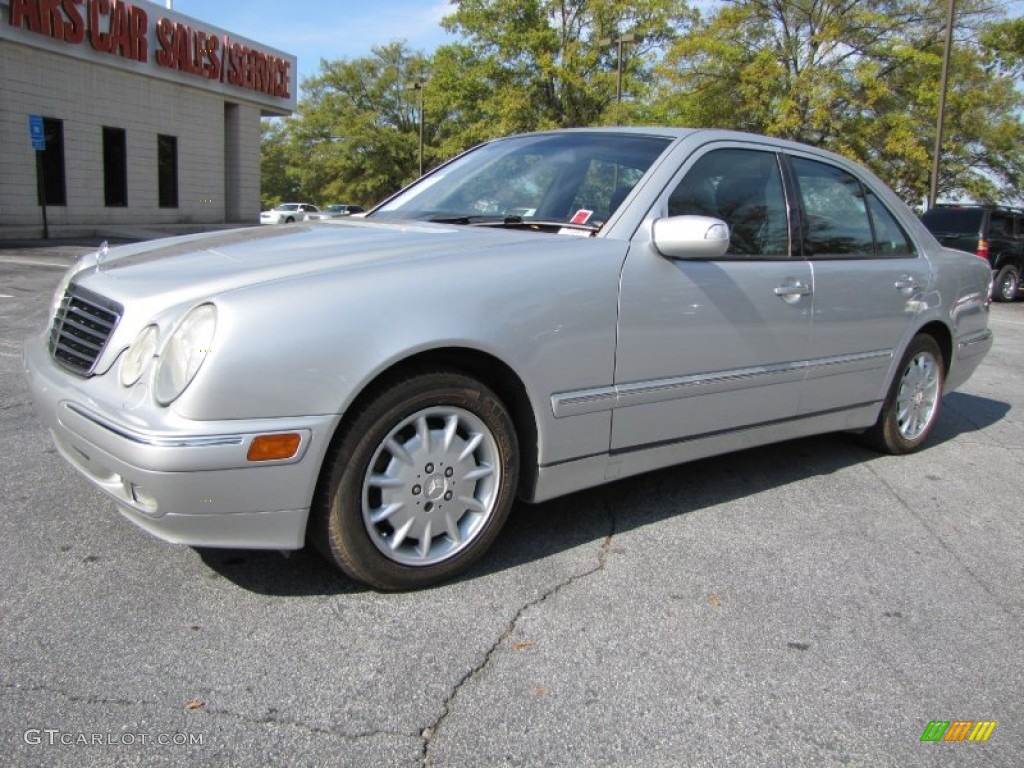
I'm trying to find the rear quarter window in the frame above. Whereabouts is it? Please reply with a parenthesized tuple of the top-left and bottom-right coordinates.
(920, 209, 984, 235)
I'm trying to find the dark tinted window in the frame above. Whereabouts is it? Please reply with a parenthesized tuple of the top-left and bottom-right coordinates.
(791, 157, 874, 256)
(668, 149, 790, 256)
(158, 135, 178, 208)
(990, 212, 1013, 237)
(920, 208, 984, 235)
(103, 127, 127, 207)
(37, 117, 67, 206)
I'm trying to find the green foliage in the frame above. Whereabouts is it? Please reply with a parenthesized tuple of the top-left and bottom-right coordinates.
(262, 0, 1024, 208)
(652, 0, 1024, 204)
(440, 0, 693, 136)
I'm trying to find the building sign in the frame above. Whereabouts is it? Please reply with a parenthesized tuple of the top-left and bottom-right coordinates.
(28, 113, 45, 149)
(2, 0, 296, 113)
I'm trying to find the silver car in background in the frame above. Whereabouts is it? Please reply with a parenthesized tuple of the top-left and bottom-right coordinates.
(24, 128, 993, 590)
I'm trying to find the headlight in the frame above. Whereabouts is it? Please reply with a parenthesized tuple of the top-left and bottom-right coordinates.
(119, 325, 159, 387)
(154, 304, 217, 405)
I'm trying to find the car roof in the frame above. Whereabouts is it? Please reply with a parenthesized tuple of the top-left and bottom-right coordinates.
(498, 126, 874, 168)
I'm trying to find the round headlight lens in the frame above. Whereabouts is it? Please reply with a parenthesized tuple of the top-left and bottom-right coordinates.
(119, 324, 159, 387)
(154, 304, 217, 405)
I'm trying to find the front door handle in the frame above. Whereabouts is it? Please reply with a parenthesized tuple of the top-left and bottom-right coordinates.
(774, 281, 812, 304)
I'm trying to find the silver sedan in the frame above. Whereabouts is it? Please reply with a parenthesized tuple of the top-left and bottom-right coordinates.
(24, 128, 993, 590)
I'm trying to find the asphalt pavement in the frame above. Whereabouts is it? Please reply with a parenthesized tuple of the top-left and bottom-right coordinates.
(1, 242, 1021, 767)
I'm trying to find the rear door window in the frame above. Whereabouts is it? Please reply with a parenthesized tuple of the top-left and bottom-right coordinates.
(790, 157, 874, 257)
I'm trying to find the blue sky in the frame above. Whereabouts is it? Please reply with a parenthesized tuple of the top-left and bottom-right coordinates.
(164, 0, 458, 93)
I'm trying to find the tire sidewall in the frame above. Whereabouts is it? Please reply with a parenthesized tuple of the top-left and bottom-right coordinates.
(322, 372, 519, 590)
(876, 335, 944, 454)
(995, 265, 1019, 302)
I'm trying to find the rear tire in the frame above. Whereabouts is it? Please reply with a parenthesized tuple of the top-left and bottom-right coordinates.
(994, 265, 1019, 302)
(863, 335, 944, 455)
(310, 371, 519, 591)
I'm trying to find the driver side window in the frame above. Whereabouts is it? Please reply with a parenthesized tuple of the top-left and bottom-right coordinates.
(667, 149, 790, 257)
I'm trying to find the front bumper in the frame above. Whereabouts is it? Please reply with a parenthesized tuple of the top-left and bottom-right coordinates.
(24, 334, 339, 550)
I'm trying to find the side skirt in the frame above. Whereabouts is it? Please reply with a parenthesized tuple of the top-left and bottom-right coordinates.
(527, 402, 880, 503)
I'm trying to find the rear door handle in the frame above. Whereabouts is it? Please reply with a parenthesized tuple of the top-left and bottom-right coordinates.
(894, 276, 921, 295)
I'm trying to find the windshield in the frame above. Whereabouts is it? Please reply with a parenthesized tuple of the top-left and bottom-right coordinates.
(277, 204, 301, 211)
(372, 132, 672, 232)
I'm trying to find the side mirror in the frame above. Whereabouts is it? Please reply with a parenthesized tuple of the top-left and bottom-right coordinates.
(652, 215, 730, 260)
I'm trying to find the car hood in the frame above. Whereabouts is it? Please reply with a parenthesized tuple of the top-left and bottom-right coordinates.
(71, 219, 545, 308)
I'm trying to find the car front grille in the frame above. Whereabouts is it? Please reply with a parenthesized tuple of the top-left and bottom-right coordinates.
(48, 285, 123, 376)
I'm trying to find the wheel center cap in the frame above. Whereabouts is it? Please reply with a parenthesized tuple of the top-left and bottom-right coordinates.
(913, 391, 924, 406)
(424, 474, 447, 500)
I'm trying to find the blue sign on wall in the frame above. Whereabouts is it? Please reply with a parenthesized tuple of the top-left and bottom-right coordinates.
(29, 114, 45, 151)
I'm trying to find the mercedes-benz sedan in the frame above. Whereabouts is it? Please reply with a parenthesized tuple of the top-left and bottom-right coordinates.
(25, 128, 994, 590)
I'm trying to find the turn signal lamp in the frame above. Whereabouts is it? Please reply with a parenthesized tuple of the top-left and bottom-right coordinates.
(247, 433, 301, 462)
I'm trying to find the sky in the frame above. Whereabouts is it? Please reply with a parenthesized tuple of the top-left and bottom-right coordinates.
(163, 0, 458, 93)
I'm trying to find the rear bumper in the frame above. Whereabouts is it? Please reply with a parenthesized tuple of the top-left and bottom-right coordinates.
(947, 328, 993, 393)
(24, 334, 338, 550)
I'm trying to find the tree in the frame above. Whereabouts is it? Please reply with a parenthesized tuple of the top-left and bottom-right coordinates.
(292, 42, 433, 207)
(438, 0, 693, 142)
(260, 118, 301, 209)
(652, 0, 1024, 204)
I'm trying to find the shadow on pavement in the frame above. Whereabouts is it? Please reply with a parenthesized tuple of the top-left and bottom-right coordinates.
(197, 391, 1010, 597)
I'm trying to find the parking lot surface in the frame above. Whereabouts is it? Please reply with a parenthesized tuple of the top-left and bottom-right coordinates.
(1, 245, 1021, 766)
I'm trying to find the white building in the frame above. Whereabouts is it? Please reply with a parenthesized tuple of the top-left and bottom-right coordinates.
(0, 0, 296, 236)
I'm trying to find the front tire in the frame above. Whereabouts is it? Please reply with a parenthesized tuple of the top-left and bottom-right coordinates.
(863, 334, 944, 455)
(994, 265, 1020, 302)
(311, 371, 519, 590)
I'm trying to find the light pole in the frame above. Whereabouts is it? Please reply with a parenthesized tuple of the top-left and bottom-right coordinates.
(599, 33, 637, 109)
(407, 81, 427, 177)
(929, 0, 956, 209)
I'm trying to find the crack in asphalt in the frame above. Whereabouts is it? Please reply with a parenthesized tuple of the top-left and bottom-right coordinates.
(419, 501, 618, 767)
(863, 462, 1021, 620)
(201, 705, 413, 744)
(2, 680, 156, 708)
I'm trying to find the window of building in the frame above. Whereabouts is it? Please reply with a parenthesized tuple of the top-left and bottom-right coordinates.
(36, 117, 67, 206)
(103, 127, 128, 207)
(158, 135, 178, 208)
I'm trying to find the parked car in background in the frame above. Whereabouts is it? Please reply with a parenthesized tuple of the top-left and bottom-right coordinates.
(260, 203, 321, 225)
(25, 128, 994, 591)
(323, 204, 365, 218)
(920, 204, 1023, 301)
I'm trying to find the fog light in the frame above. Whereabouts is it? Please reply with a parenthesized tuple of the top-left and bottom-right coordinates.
(130, 482, 158, 512)
(248, 433, 301, 462)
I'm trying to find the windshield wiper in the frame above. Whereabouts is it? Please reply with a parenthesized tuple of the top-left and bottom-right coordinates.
(426, 214, 520, 225)
(425, 214, 599, 232)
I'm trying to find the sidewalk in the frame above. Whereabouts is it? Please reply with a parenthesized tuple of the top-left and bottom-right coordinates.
(0, 222, 247, 251)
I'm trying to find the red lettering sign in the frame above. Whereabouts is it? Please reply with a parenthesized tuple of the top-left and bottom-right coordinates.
(9, 0, 84, 43)
(7, 1, 290, 101)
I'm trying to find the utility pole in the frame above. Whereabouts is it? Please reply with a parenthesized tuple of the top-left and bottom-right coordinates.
(599, 32, 637, 121)
(929, 0, 956, 209)
(407, 81, 427, 177)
